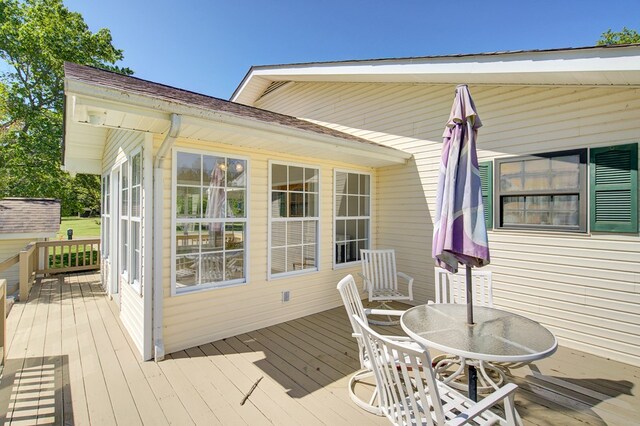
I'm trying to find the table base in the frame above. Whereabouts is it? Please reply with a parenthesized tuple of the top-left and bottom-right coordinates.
(432, 354, 509, 395)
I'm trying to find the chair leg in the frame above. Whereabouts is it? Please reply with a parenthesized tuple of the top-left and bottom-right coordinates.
(348, 369, 383, 416)
(367, 301, 401, 326)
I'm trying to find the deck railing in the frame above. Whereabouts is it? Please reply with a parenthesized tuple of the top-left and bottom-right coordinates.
(19, 243, 37, 302)
(0, 278, 5, 371)
(37, 239, 101, 275)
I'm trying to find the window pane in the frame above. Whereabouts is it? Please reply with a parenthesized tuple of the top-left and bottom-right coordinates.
(503, 210, 524, 225)
(271, 222, 286, 247)
(357, 240, 369, 259)
(272, 164, 287, 190)
(289, 167, 304, 191)
(347, 173, 359, 194)
(551, 155, 580, 171)
(204, 186, 225, 219)
(121, 221, 128, 272)
(551, 172, 579, 190)
(200, 253, 223, 283)
(336, 172, 348, 194)
(500, 174, 522, 191)
(287, 221, 302, 245)
(225, 223, 244, 251)
(347, 195, 359, 216)
(360, 196, 370, 216)
(204, 156, 226, 187)
(305, 193, 317, 217)
(524, 158, 549, 173)
(176, 223, 200, 255)
(121, 188, 129, 216)
(287, 246, 302, 272)
(225, 251, 244, 280)
(357, 219, 368, 240)
(132, 153, 141, 185)
(132, 222, 140, 282)
(523, 174, 550, 191)
(336, 194, 347, 216)
(360, 174, 370, 195)
(271, 247, 286, 274)
(271, 192, 287, 218)
(227, 189, 245, 218)
(289, 192, 304, 217)
(227, 159, 246, 188)
(201, 223, 223, 251)
(346, 219, 357, 240)
(305, 168, 318, 192)
(177, 152, 201, 185)
(176, 255, 198, 287)
(176, 186, 201, 218)
(131, 186, 141, 217)
(335, 220, 346, 241)
(303, 220, 316, 244)
(303, 244, 316, 268)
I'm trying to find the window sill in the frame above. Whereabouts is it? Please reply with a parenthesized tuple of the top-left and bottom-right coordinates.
(490, 228, 592, 238)
(333, 261, 360, 270)
(269, 267, 319, 281)
(173, 279, 247, 296)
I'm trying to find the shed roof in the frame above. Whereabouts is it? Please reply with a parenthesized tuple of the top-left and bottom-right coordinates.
(0, 198, 60, 236)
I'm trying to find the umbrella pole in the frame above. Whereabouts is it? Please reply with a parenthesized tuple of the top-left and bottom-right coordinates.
(465, 264, 478, 401)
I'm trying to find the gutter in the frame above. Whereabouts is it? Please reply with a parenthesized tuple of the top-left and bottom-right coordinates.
(152, 113, 181, 361)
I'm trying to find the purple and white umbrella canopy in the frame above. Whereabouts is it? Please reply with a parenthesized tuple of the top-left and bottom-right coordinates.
(432, 84, 490, 275)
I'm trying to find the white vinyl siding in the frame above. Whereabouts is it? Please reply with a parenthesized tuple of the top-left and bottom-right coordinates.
(256, 82, 640, 367)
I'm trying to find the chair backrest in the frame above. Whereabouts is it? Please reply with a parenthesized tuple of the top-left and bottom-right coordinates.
(434, 267, 493, 307)
(336, 274, 368, 369)
(352, 315, 446, 426)
(360, 249, 398, 295)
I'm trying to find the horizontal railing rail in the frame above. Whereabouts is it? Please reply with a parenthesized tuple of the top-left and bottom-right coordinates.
(0, 253, 19, 274)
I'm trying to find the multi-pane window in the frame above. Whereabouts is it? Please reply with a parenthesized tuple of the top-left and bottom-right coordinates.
(270, 163, 319, 277)
(120, 159, 129, 277)
(495, 149, 587, 231)
(101, 174, 110, 257)
(130, 152, 142, 284)
(334, 171, 370, 264)
(174, 151, 247, 292)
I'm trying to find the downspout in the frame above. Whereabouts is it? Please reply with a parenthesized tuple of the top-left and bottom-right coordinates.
(152, 113, 181, 361)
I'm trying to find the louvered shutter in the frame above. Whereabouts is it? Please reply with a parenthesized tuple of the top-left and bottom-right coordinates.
(590, 143, 638, 233)
(479, 161, 493, 229)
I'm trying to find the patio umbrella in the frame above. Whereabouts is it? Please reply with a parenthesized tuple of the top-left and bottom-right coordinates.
(432, 84, 490, 325)
(432, 85, 489, 401)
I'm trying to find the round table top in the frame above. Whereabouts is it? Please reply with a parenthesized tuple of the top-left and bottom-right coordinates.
(401, 304, 558, 363)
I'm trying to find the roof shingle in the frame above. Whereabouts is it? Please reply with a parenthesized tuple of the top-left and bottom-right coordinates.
(0, 198, 61, 235)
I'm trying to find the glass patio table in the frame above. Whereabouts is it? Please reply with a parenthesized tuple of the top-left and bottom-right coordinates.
(401, 304, 557, 398)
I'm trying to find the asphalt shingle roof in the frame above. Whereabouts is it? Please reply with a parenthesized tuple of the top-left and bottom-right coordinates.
(0, 198, 61, 235)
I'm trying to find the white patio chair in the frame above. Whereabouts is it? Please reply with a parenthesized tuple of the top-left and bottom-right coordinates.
(359, 249, 414, 325)
(433, 268, 508, 393)
(352, 314, 519, 426)
(337, 274, 418, 415)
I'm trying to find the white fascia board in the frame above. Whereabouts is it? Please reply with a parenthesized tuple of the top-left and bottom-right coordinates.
(232, 47, 640, 104)
(65, 79, 410, 166)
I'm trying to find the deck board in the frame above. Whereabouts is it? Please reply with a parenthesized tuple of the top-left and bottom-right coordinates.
(1, 272, 638, 425)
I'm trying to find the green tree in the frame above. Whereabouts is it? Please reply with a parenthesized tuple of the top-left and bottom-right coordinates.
(0, 0, 132, 214)
(597, 27, 640, 45)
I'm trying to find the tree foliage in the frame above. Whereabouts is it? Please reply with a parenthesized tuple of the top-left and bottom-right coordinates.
(597, 27, 640, 45)
(0, 0, 132, 215)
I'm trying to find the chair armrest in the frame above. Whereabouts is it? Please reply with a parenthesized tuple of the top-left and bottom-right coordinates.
(365, 308, 405, 317)
(397, 272, 414, 300)
(447, 383, 518, 426)
(357, 272, 370, 292)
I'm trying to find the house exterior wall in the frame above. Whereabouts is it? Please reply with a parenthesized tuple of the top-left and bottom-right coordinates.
(103, 128, 147, 357)
(0, 238, 34, 295)
(255, 82, 640, 367)
(158, 135, 376, 354)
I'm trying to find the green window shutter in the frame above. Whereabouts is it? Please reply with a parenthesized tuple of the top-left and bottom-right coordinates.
(590, 143, 638, 233)
(479, 161, 493, 229)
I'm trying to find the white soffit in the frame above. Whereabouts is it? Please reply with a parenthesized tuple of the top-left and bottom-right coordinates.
(232, 46, 640, 104)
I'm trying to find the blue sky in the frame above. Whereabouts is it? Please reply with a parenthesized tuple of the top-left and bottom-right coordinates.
(64, 0, 640, 99)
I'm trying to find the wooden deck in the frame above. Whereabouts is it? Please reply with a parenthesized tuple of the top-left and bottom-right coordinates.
(0, 272, 638, 425)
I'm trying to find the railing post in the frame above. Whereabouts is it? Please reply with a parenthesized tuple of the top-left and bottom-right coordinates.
(19, 248, 29, 302)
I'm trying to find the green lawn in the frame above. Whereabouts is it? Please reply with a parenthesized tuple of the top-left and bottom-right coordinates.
(56, 217, 101, 239)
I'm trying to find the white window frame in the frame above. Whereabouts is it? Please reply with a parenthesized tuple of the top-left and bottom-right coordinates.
(101, 173, 111, 259)
(119, 158, 129, 282)
(333, 169, 372, 269)
(171, 147, 250, 296)
(129, 149, 143, 291)
(268, 160, 321, 280)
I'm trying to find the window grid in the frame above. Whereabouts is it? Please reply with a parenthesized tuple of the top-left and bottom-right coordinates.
(270, 163, 319, 277)
(334, 171, 371, 265)
(174, 151, 247, 293)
